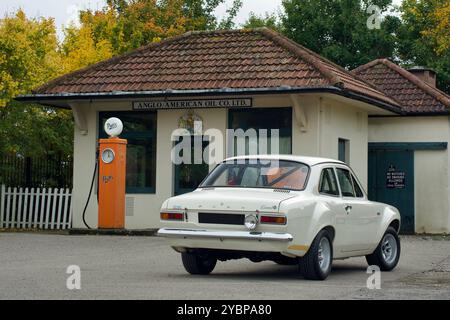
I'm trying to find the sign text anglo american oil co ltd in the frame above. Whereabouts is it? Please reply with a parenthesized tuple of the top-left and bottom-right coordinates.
(132, 98, 252, 110)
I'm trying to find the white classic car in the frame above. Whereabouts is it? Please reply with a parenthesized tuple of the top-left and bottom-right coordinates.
(158, 155, 401, 280)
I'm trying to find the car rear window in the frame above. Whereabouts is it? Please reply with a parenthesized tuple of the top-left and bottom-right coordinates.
(201, 160, 310, 191)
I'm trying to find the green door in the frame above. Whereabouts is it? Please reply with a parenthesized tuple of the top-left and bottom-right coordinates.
(368, 149, 415, 234)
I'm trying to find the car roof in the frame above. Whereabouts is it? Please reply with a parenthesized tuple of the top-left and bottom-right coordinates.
(224, 155, 345, 166)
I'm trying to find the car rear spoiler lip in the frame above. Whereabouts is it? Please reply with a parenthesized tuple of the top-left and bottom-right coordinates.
(157, 228, 293, 242)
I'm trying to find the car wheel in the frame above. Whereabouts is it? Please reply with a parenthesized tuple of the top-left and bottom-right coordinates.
(299, 229, 333, 280)
(181, 252, 217, 275)
(366, 227, 400, 271)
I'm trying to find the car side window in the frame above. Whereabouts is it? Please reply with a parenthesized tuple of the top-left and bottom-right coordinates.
(319, 168, 340, 196)
(336, 168, 355, 197)
(351, 174, 364, 198)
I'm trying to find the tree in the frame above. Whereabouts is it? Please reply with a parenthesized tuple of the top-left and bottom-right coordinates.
(281, 0, 401, 69)
(1, 2, 245, 158)
(0, 103, 74, 158)
(61, 23, 114, 73)
(72, 0, 243, 56)
(242, 12, 281, 31)
(0, 10, 73, 157)
(0, 10, 62, 107)
(398, 0, 450, 93)
(217, 0, 243, 30)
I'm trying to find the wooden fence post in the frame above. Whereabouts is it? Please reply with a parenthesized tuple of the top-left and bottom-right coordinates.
(50, 188, 58, 229)
(62, 188, 70, 230)
(5, 187, 11, 228)
(17, 187, 23, 229)
(45, 188, 51, 229)
(68, 190, 74, 229)
(55, 188, 61, 229)
(22, 188, 29, 229)
(0, 185, 4, 228)
(39, 188, 46, 229)
(11, 187, 17, 228)
(34, 188, 41, 228)
(28, 188, 34, 229)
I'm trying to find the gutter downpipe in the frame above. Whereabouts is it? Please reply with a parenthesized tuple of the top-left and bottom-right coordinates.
(317, 97, 324, 157)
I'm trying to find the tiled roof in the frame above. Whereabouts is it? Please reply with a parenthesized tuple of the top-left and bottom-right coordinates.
(353, 59, 450, 114)
(32, 28, 399, 110)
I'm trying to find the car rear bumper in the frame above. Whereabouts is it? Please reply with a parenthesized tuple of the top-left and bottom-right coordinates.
(157, 228, 293, 242)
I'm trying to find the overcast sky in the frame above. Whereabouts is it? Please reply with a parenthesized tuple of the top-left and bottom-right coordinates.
(1, 0, 403, 40)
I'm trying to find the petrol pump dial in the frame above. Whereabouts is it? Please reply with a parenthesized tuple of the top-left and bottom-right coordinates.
(101, 148, 115, 164)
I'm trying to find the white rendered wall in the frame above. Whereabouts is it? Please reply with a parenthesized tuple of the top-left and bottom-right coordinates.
(369, 116, 450, 233)
(71, 93, 372, 229)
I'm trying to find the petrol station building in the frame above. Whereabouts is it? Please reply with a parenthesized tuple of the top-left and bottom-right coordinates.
(17, 28, 450, 234)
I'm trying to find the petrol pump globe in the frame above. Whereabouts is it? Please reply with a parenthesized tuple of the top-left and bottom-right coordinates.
(104, 117, 124, 137)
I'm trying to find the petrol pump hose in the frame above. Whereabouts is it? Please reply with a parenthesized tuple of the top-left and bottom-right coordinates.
(82, 151, 99, 230)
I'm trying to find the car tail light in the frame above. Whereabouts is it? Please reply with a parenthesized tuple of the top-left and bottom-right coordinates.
(160, 212, 184, 221)
(260, 215, 287, 225)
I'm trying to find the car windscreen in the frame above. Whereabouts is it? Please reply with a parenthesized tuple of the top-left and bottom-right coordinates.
(200, 159, 310, 191)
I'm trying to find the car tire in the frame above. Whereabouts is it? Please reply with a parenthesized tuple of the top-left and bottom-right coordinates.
(299, 229, 333, 280)
(366, 227, 401, 271)
(181, 252, 217, 275)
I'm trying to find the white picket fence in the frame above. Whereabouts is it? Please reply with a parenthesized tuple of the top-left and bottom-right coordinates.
(0, 185, 73, 230)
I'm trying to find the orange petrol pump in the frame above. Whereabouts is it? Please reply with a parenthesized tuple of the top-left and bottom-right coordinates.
(98, 118, 127, 229)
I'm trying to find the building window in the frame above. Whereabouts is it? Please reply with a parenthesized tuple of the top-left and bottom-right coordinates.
(173, 135, 210, 196)
(338, 138, 350, 164)
(99, 112, 157, 194)
(228, 107, 292, 156)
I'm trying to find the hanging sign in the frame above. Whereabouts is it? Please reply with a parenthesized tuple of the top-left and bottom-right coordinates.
(386, 165, 406, 189)
(132, 98, 252, 110)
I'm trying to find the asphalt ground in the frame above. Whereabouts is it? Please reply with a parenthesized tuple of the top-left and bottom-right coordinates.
(0, 232, 448, 300)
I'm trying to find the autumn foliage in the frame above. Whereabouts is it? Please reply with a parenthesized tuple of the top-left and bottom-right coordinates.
(0, 0, 241, 156)
(0, 0, 448, 158)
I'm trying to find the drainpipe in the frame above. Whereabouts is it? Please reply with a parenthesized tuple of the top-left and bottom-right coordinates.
(317, 97, 323, 156)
